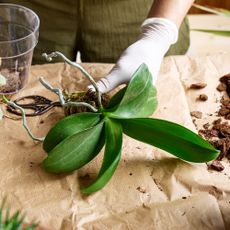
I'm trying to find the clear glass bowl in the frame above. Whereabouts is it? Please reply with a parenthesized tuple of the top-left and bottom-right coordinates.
(0, 3, 40, 94)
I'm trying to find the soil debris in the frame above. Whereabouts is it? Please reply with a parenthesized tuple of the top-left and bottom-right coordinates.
(190, 111, 202, 119)
(189, 82, 207, 89)
(219, 73, 230, 97)
(209, 160, 225, 172)
(219, 96, 230, 119)
(203, 123, 210, 129)
(0, 67, 27, 94)
(219, 107, 230, 116)
(217, 83, 227, 92)
(197, 73, 230, 172)
(137, 186, 146, 193)
(198, 128, 218, 139)
(199, 118, 230, 167)
(198, 94, 208, 101)
(64, 90, 110, 115)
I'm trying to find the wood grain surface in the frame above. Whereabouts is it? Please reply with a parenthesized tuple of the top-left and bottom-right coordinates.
(189, 0, 230, 14)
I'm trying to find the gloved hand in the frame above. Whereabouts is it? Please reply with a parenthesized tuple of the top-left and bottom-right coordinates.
(89, 17, 178, 93)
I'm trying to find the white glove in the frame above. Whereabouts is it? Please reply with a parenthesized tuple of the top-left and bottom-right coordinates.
(89, 17, 178, 93)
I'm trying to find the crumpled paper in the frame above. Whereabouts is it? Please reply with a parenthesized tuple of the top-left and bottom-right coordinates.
(0, 54, 229, 230)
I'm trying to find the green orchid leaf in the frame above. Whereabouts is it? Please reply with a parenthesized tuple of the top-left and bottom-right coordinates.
(193, 4, 230, 17)
(42, 121, 104, 173)
(106, 86, 127, 109)
(193, 29, 230, 37)
(120, 118, 219, 163)
(43, 112, 101, 153)
(81, 118, 122, 194)
(109, 63, 157, 118)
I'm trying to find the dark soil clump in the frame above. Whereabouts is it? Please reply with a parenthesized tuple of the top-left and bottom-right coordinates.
(190, 111, 202, 119)
(189, 82, 207, 89)
(197, 73, 230, 171)
(199, 118, 230, 171)
(198, 94, 208, 101)
(64, 90, 110, 115)
(0, 67, 27, 94)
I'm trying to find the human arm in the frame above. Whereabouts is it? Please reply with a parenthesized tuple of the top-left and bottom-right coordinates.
(90, 0, 195, 93)
(148, 0, 194, 27)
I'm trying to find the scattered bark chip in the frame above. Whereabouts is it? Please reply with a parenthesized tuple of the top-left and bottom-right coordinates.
(189, 83, 207, 89)
(137, 186, 146, 193)
(219, 73, 230, 84)
(198, 129, 218, 139)
(209, 160, 225, 172)
(198, 94, 208, 101)
(203, 123, 210, 130)
(218, 96, 230, 119)
(219, 73, 230, 97)
(219, 107, 230, 116)
(220, 98, 230, 106)
(196, 73, 230, 172)
(199, 119, 230, 171)
(217, 83, 227, 92)
(190, 111, 202, 119)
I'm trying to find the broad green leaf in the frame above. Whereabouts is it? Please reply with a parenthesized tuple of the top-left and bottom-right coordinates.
(106, 86, 127, 109)
(42, 121, 104, 173)
(81, 118, 122, 194)
(120, 118, 219, 163)
(193, 29, 230, 37)
(109, 64, 157, 118)
(0, 74, 6, 86)
(193, 4, 230, 17)
(43, 112, 101, 153)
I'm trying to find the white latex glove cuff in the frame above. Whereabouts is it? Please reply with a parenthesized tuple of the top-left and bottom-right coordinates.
(89, 17, 178, 93)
